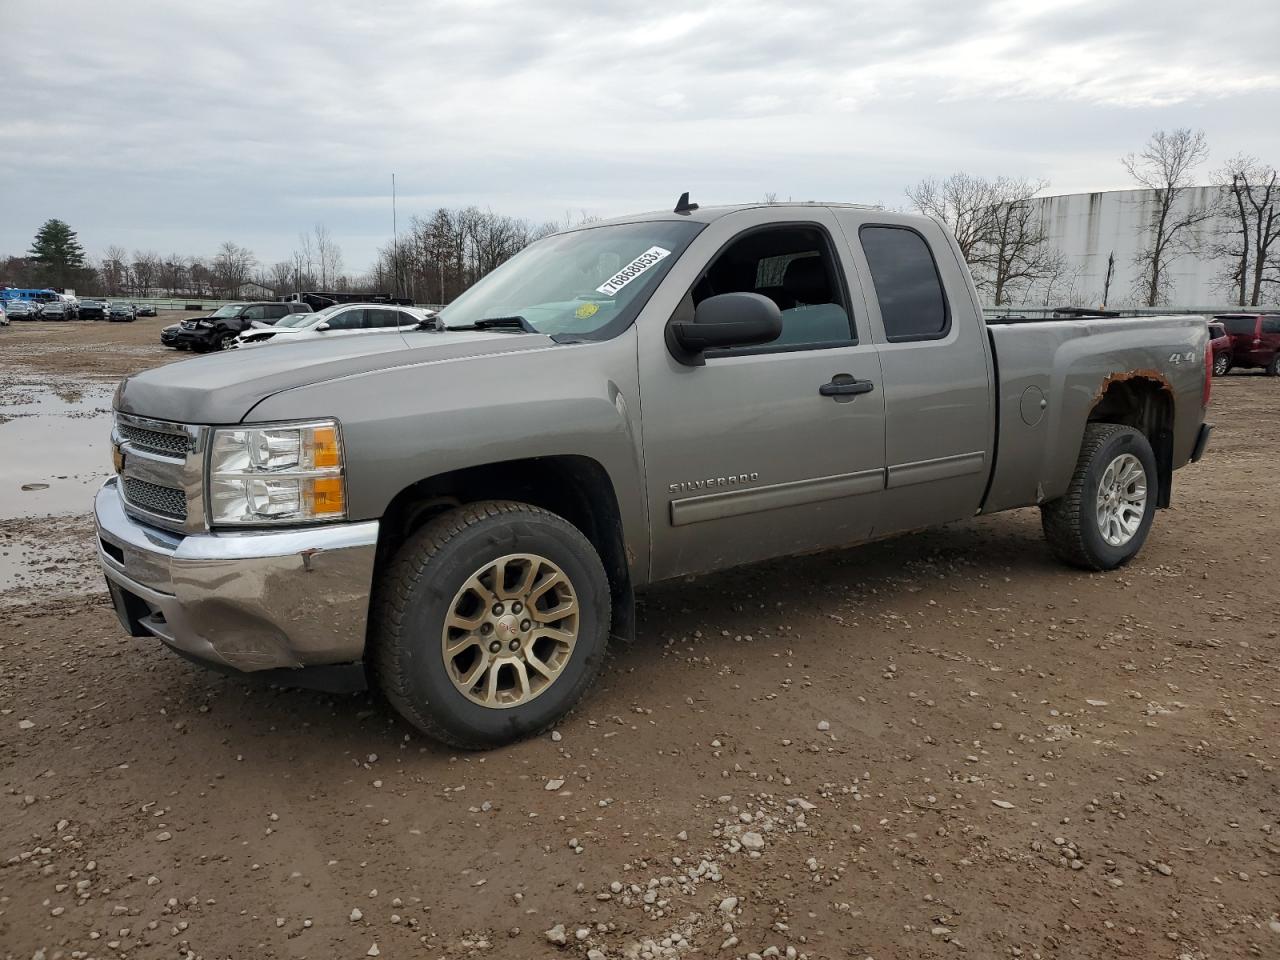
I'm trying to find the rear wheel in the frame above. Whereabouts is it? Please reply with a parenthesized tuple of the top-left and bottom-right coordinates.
(371, 500, 610, 749)
(1041, 423, 1157, 571)
(1267, 355, 1280, 377)
(1212, 352, 1231, 377)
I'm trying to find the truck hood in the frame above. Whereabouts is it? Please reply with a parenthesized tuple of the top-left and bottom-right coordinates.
(116, 328, 556, 424)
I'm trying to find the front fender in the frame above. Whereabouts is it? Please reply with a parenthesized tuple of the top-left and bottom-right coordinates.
(244, 330, 651, 581)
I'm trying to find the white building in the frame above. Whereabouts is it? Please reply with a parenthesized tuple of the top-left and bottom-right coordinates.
(1021, 186, 1231, 309)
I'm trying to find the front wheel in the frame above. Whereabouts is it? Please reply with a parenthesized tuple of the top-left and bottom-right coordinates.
(1041, 423, 1157, 571)
(1267, 355, 1280, 377)
(1212, 353, 1231, 377)
(371, 500, 610, 749)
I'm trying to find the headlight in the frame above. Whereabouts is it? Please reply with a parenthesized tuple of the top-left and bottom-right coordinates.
(208, 419, 346, 526)
(196, 319, 214, 328)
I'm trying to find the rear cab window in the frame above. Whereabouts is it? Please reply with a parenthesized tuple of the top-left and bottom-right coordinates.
(858, 225, 950, 342)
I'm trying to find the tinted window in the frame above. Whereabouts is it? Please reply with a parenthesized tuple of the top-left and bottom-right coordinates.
(325, 308, 364, 331)
(265, 304, 288, 319)
(692, 224, 854, 350)
(241, 305, 267, 321)
(1220, 316, 1257, 336)
(367, 308, 400, 328)
(1261, 317, 1280, 335)
(1208, 323, 1226, 339)
(397, 311, 420, 327)
(860, 226, 949, 341)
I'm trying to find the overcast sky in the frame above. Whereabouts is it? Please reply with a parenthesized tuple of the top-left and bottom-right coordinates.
(4, 0, 1279, 273)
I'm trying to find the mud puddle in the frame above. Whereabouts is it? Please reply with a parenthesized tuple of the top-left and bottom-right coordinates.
(0, 379, 114, 595)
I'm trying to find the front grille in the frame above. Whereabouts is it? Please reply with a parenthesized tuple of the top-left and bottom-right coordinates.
(123, 477, 187, 520)
(117, 422, 193, 457)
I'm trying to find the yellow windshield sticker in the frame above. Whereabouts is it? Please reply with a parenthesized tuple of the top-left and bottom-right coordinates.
(575, 302, 600, 320)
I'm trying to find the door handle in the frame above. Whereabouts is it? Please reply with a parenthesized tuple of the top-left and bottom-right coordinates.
(819, 375, 875, 398)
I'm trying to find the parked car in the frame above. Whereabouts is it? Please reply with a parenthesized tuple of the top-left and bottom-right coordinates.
(136, 303, 158, 317)
(1209, 321, 1233, 376)
(97, 200, 1213, 749)
(1217, 313, 1280, 375)
(162, 301, 312, 351)
(39, 299, 72, 321)
(0, 301, 8, 326)
(108, 302, 137, 322)
(78, 299, 108, 321)
(236, 303, 429, 346)
(3, 299, 42, 320)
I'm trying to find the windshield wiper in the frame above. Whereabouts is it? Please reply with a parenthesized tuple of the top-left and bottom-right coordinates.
(440, 315, 537, 333)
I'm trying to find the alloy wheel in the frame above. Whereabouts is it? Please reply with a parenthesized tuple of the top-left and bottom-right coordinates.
(1095, 453, 1147, 547)
(440, 553, 579, 708)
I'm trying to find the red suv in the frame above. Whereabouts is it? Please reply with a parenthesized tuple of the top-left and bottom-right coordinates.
(1208, 321, 1233, 376)
(1217, 313, 1280, 376)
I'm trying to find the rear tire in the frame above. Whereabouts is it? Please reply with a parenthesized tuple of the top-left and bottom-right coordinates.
(1266, 355, 1280, 377)
(1212, 353, 1231, 377)
(1041, 423, 1157, 571)
(370, 500, 610, 750)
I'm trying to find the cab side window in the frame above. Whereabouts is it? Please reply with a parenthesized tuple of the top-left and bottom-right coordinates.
(326, 308, 365, 331)
(691, 224, 854, 351)
(265, 304, 289, 320)
(859, 226, 950, 342)
(241, 305, 268, 321)
(367, 308, 401, 329)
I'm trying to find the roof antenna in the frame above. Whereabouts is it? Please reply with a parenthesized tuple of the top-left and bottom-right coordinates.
(673, 191, 699, 214)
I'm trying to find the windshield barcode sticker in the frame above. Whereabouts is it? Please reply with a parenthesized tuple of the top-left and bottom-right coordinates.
(595, 246, 672, 296)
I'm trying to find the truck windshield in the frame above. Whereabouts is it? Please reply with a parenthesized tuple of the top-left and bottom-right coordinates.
(437, 220, 702, 338)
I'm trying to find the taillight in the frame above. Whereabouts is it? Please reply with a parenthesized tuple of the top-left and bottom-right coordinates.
(1203, 340, 1213, 407)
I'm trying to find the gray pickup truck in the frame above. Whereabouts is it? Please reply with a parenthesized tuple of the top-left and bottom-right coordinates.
(96, 200, 1213, 748)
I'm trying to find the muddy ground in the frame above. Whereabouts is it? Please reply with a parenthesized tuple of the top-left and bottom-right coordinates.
(0, 317, 1277, 960)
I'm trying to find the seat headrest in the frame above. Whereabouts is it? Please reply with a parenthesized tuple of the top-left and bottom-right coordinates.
(782, 256, 830, 304)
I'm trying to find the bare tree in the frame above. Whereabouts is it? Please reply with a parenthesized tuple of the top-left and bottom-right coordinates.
(906, 173, 1006, 261)
(908, 174, 1059, 304)
(269, 261, 294, 295)
(970, 179, 1055, 305)
(131, 251, 160, 297)
(158, 254, 188, 296)
(312, 224, 343, 289)
(1210, 154, 1280, 306)
(1122, 128, 1211, 306)
(211, 242, 256, 299)
(101, 245, 129, 296)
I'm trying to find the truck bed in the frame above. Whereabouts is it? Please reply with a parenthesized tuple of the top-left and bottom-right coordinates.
(981, 314, 1209, 514)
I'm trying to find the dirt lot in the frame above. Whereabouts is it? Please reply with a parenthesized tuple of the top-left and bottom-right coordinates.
(1, 318, 1277, 960)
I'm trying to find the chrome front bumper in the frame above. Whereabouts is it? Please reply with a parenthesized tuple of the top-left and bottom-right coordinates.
(94, 478, 379, 673)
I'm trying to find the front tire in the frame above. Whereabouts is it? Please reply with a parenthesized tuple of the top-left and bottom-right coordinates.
(1212, 353, 1231, 377)
(1041, 423, 1157, 571)
(371, 501, 610, 749)
(1266, 355, 1280, 377)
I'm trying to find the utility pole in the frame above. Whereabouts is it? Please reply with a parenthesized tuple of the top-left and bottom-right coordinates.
(391, 173, 400, 298)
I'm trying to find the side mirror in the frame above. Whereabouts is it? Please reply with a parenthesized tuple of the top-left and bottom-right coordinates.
(667, 292, 782, 365)
(315, 322, 330, 332)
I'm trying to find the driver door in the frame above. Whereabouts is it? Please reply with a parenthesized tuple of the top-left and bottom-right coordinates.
(637, 207, 886, 581)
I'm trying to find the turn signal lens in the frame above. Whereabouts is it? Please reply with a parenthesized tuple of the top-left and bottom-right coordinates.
(311, 425, 341, 468)
(306, 476, 346, 516)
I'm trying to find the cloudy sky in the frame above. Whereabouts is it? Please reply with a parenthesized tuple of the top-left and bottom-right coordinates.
(4, 0, 1279, 273)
